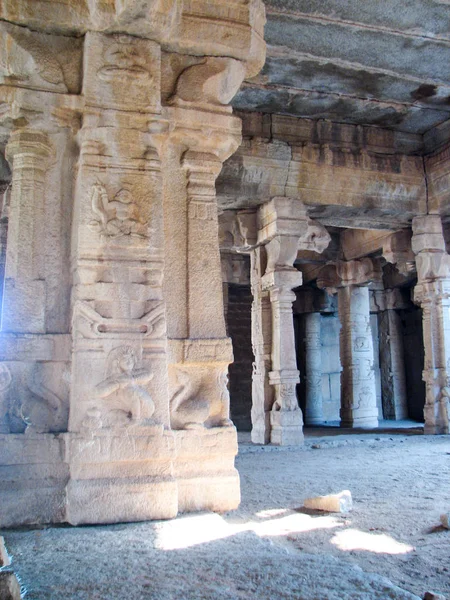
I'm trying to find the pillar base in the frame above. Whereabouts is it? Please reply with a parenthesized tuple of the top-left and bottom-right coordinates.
(65, 426, 178, 525)
(250, 412, 271, 444)
(174, 427, 240, 513)
(424, 423, 449, 435)
(0, 425, 241, 526)
(340, 415, 378, 429)
(305, 417, 325, 426)
(270, 409, 304, 446)
(0, 433, 68, 528)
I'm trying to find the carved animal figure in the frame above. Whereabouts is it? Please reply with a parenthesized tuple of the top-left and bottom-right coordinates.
(20, 368, 65, 434)
(94, 346, 155, 427)
(170, 368, 210, 429)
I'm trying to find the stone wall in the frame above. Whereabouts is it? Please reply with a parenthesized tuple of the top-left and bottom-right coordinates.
(217, 112, 426, 231)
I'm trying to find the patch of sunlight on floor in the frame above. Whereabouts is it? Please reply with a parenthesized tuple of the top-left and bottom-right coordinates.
(154, 513, 235, 550)
(253, 513, 343, 537)
(330, 528, 414, 554)
(155, 511, 344, 551)
(254, 508, 289, 519)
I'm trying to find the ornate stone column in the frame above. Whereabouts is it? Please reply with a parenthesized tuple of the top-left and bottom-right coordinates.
(304, 312, 323, 425)
(0, 0, 267, 527)
(319, 259, 379, 428)
(256, 198, 308, 445)
(412, 215, 450, 434)
(3, 131, 52, 333)
(250, 245, 274, 444)
(378, 290, 409, 420)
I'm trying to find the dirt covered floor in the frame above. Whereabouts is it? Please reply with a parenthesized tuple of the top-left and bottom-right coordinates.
(2, 425, 450, 600)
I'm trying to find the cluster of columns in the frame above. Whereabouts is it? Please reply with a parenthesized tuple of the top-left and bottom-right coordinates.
(221, 206, 450, 445)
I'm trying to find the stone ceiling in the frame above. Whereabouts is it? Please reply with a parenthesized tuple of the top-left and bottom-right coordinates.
(233, 0, 450, 135)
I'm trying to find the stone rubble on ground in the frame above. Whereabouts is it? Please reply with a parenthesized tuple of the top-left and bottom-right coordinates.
(303, 490, 353, 512)
(423, 592, 446, 600)
(439, 513, 449, 529)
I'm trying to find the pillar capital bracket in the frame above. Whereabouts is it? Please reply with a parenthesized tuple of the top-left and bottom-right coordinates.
(317, 258, 381, 293)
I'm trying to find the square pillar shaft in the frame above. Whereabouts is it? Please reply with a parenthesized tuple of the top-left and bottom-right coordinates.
(339, 285, 379, 428)
(304, 312, 324, 425)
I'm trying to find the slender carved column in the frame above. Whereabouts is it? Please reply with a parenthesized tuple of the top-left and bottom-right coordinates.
(257, 198, 307, 445)
(254, 199, 331, 444)
(378, 290, 408, 420)
(4, 130, 52, 333)
(304, 312, 323, 425)
(412, 215, 450, 435)
(250, 246, 274, 444)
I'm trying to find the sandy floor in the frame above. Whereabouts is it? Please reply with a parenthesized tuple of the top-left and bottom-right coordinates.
(2, 425, 450, 600)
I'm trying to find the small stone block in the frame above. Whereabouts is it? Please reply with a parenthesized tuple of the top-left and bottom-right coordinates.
(0, 572, 21, 600)
(304, 490, 353, 513)
(0, 536, 11, 566)
(423, 592, 446, 600)
(439, 513, 449, 529)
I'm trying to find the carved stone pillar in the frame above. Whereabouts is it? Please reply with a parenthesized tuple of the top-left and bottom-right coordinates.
(412, 215, 450, 435)
(378, 290, 408, 420)
(182, 151, 227, 339)
(304, 312, 323, 425)
(0, 0, 267, 527)
(250, 246, 273, 444)
(319, 259, 379, 428)
(4, 130, 52, 333)
(162, 60, 254, 510)
(65, 32, 177, 524)
(339, 284, 378, 428)
(257, 198, 307, 445)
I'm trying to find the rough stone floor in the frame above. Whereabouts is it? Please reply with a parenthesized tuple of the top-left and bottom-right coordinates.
(2, 422, 450, 600)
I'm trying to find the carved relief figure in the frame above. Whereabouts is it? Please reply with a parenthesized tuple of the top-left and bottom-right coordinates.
(273, 383, 298, 411)
(20, 366, 66, 434)
(438, 377, 450, 426)
(88, 183, 148, 239)
(94, 346, 155, 427)
(98, 37, 152, 83)
(170, 367, 210, 429)
(354, 336, 369, 352)
(358, 387, 374, 409)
